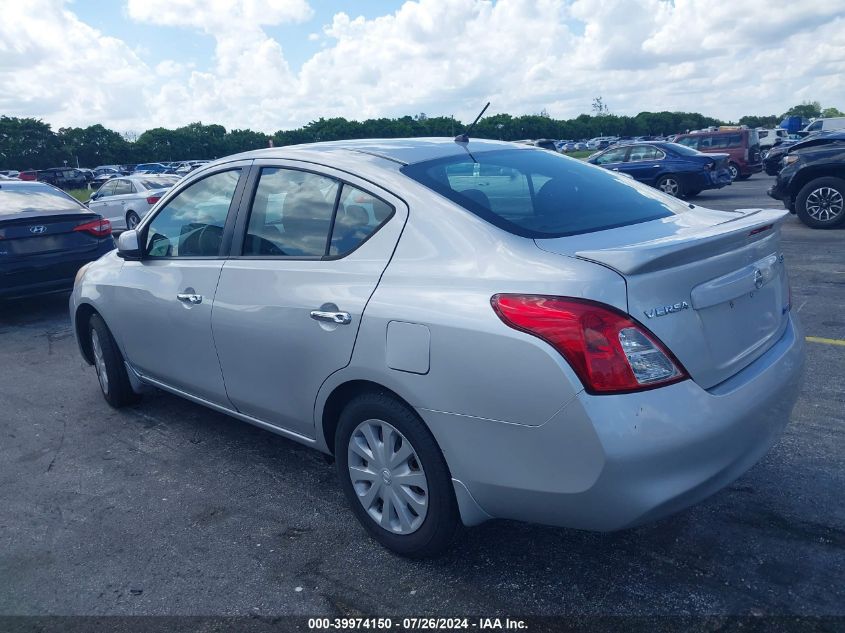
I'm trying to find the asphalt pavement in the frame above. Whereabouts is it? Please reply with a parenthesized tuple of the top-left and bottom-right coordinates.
(0, 173, 843, 619)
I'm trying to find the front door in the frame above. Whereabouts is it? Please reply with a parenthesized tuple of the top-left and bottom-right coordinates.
(212, 162, 407, 437)
(621, 145, 666, 185)
(109, 164, 249, 405)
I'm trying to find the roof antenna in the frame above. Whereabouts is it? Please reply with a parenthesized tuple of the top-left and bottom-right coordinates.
(454, 102, 490, 143)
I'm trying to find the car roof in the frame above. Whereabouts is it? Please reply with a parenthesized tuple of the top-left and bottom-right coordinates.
(227, 137, 530, 167)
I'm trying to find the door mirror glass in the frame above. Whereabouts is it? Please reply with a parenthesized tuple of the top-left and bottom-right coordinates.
(117, 229, 142, 260)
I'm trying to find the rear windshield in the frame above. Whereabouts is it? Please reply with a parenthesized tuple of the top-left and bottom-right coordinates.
(400, 148, 686, 238)
(140, 177, 178, 189)
(0, 183, 85, 214)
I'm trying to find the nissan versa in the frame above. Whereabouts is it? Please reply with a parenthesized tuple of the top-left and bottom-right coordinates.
(70, 138, 805, 557)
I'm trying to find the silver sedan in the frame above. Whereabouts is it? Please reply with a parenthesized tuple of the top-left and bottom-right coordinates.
(70, 138, 804, 557)
(87, 175, 180, 230)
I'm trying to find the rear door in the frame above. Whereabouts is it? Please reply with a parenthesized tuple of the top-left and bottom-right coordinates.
(211, 160, 407, 437)
(109, 163, 250, 405)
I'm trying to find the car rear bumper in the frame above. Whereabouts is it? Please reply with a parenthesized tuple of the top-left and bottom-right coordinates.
(423, 313, 804, 530)
(0, 244, 112, 299)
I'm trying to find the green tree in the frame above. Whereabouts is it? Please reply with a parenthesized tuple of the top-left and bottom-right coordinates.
(0, 116, 64, 170)
(821, 106, 844, 118)
(783, 101, 822, 119)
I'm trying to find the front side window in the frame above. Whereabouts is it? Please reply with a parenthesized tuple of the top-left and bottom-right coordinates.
(97, 181, 116, 198)
(806, 120, 822, 132)
(145, 169, 240, 258)
(594, 147, 629, 165)
(243, 168, 339, 257)
(112, 180, 133, 196)
(401, 149, 687, 238)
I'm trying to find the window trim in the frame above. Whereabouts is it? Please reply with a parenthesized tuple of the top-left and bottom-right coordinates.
(136, 164, 249, 261)
(230, 164, 396, 261)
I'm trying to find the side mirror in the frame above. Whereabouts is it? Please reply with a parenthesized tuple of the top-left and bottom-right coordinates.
(117, 229, 143, 260)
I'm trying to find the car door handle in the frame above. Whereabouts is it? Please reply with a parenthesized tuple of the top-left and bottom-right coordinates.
(612, 168, 619, 171)
(176, 293, 203, 305)
(310, 310, 352, 325)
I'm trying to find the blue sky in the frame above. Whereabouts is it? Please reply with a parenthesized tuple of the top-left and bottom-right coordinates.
(72, 0, 408, 74)
(2, 1, 843, 133)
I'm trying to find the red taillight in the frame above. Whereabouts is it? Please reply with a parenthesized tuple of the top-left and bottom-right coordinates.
(74, 218, 112, 237)
(146, 195, 161, 204)
(491, 295, 688, 394)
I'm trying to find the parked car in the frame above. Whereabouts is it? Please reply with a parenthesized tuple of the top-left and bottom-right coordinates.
(757, 128, 790, 149)
(76, 168, 95, 184)
(132, 163, 169, 175)
(799, 117, 845, 136)
(87, 175, 180, 230)
(18, 170, 38, 181)
(588, 141, 732, 197)
(0, 181, 113, 299)
(36, 168, 87, 190)
(70, 138, 803, 557)
(0, 170, 20, 179)
(767, 130, 845, 228)
(673, 129, 762, 180)
(91, 167, 122, 187)
(0, 174, 19, 181)
(529, 139, 559, 152)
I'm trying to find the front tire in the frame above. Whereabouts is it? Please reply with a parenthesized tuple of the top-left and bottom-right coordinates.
(89, 314, 139, 407)
(796, 177, 845, 228)
(335, 392, 460, 558)
(728, 162, 740, 181)
(656, 175, 683, 197)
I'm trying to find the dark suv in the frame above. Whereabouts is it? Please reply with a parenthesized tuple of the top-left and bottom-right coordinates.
(767, 130, 845, 228)
(674, 129, 762, 180)
(37, 168, 87, 190)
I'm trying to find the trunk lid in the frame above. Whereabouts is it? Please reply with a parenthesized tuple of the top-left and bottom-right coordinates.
(535, 207, 791, 389)
(0, 213, 101, 260)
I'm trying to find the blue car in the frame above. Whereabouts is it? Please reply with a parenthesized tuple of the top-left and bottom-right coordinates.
(587, 141, 732, 198)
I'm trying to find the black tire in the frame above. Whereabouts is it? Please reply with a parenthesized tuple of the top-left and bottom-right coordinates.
(335, 392, 460, 558)
(728, 162, 740, 181)
(126, 210, 141, 230)
(796, 177, 845, 229)
(89, 314, 140, 407)
(656, 174, 684, 198)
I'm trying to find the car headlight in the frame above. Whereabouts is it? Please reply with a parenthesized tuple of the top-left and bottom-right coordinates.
(783, 155, 800, 166)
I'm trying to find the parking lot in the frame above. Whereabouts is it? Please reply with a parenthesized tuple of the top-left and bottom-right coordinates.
(1, 174, 843, 618)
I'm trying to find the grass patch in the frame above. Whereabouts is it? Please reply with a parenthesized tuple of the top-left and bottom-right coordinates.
(67, 188, 92, 203)
(562, 150, 593, 160)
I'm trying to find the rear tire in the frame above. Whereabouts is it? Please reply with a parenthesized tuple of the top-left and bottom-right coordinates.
(89, 314, 140, 407)
(335, 392, 460, 558)
(656, 175, 683, 197)
(796, 177, 845, 229)
(126, 210, 141, 230)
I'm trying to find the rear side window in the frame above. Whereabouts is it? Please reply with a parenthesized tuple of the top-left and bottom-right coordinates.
(244, 168, 339, 257)
(401, 149, 687, 238)
(329, 185, 394, 257)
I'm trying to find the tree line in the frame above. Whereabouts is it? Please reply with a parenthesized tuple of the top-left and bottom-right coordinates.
(1, 101, 841, 171)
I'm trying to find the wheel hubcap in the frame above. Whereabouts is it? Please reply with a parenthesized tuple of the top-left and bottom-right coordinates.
(347, 419, 428, 534)
(91, 330, 109, 394)
(660, 178, 679, 196)
(729, 165, 738, 179)
(806, 187, 844, 222)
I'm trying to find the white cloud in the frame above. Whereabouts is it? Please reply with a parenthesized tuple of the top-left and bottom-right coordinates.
(0, 0, 153, 131)
(2, 0, 844, 134)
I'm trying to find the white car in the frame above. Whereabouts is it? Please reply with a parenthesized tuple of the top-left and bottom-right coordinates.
(87, 175, 180, 230)
(757, 128, 789, 149)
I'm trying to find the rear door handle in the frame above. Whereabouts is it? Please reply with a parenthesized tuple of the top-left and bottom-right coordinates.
(310, 310, 352, 325)
(176, 293, 203, 304)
